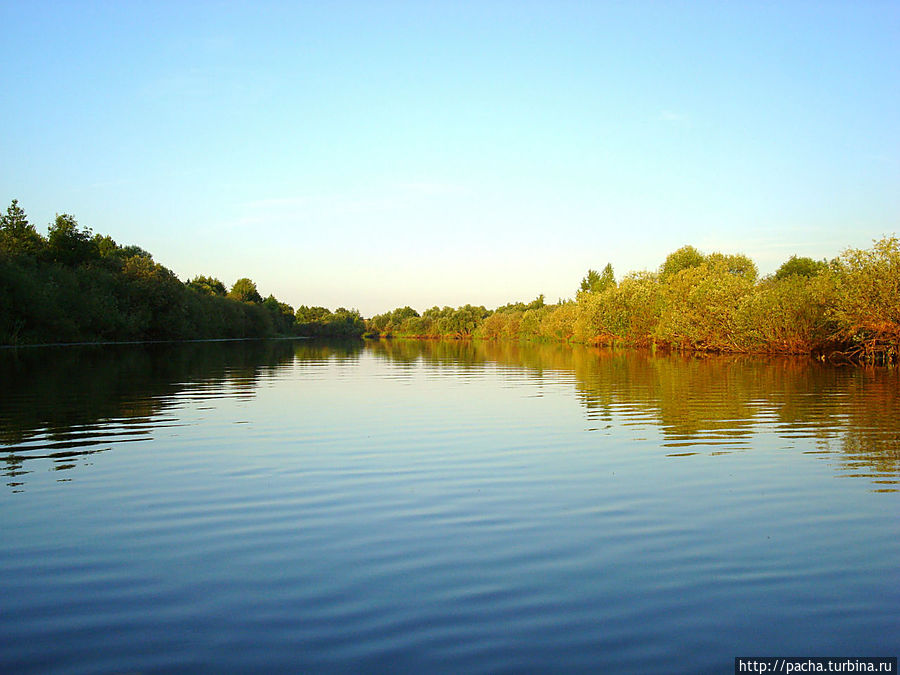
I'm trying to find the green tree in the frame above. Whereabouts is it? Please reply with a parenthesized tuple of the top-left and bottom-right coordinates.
(325, 308, 366, 337)
(119, 244, 152, 259)
(188, 275, 227, 296)
(228, 277, 263, 303)
(263, 294, 296, 334)
(390, 305, 419, 324)
(0, 199, 29, 232)
(707, 252, 758, 281)
(775, 255, 828, 280)
(493, 295, 545, 314)
(830, 236, 900, 361)
(660, 245, 706, 279)
(93, 234, 120, 258)
(580, 264, 615, 293)
(296, 305, 332, 323)
(0, 199, 45, 257)
(580, 269, 601, 293)
(47, 214, 99, 266)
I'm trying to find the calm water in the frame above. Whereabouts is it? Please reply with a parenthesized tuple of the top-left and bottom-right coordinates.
(1, 339, 898, 674)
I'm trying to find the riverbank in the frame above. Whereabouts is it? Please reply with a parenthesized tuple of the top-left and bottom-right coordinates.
(366, 238, 900, 365)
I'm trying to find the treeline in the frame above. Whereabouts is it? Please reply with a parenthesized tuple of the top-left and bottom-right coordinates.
(4, 198, 898, 362)
(367, 239, 900, 364)
(0, 200, 364, 344)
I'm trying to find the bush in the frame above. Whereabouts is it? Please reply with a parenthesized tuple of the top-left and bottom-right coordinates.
(734, 273, 837, 353)
(655, 260, 755, 351)
(830, 236, 900, 362)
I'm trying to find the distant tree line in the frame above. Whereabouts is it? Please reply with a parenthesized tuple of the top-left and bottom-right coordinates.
(0, 200, 364, 344)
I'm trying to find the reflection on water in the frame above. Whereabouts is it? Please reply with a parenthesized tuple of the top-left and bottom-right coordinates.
(365, 340, 898, 490)
(1, 340, 299, 490)
(2, 339, 898, 492)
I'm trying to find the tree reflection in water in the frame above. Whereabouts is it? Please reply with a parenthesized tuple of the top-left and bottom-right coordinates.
(2, 338, 896, 492)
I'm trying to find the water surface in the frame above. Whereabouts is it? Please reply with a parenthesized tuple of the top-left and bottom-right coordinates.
(1, 339, 897, 673)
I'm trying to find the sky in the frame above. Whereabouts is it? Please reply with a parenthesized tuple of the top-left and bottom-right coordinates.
(1, 1, 898, 317)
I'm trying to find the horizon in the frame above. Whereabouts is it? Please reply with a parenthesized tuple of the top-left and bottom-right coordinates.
(2, 1, 897, 317)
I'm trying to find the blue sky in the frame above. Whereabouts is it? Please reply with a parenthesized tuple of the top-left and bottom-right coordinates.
(2, 1, 897, 316)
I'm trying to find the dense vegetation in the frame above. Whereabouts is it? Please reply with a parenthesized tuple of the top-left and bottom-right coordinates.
(3, 199, 897, 363)
(367, 240, 900, 365)
(0, 200, 365, 344)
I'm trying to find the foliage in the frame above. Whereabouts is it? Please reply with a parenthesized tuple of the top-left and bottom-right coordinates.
(228, 277, 263, 304)
(774, 255, 829, 280)
(0, 199, 308, 344)
(423, 304, 489, 338)
(579, 264, 615, 294)
(655, 259, 756, 351)
(361, 237, 897, 364)
(47, 214, 99, 266)
(4, 199, 898, 362)
(188, 275, 226, 296)
(478, 310, 523, 340)
(366, 304, 491, 339)
(659, 245, 706, 279)
(367, 305, 420, 335)
(492, 295, 545, 314)
(263, 295, 296, 335)
(296, 305, 333, 323)
(734, 273, 836, 353)
(324, 308, 366, 338)
(519, 306, 554, 340)
(580, 269, 601, 293)
(575, 271, 663, 346)
(537, 302, 577, 342)
(829, 236, 900, 362)
(706, 252, 758, 282)
(0, 199, 45, 258)
(296, 306, 365, 338)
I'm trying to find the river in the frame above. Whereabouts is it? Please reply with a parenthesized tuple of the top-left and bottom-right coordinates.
(1, 339, 897, 673)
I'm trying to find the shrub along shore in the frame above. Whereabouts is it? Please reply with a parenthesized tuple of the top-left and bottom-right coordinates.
(367, 241, 900, 365)
(2, 200, 897, 363)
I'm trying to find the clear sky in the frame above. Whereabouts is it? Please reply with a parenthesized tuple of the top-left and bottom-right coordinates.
(2, 1, 897, 316)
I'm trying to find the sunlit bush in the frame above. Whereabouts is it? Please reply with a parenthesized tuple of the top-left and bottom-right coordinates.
(734, 273, 837, 353)
(538, 302, 577, 342)
(575, 272, 663, 346)
(655, 260, 755, 351)
(477, 310, 523, 340)
(830, 236, 900, 362)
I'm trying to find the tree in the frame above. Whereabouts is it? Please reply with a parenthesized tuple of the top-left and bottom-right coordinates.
(119, 244, 152, 260)
(93, 234, 120, 258)
(830, 236, 900, 361)
(580, 269, 601, 293)
(580, 264, 615, 293)
(46, 213, 98, 266)
(598, 263, 615, 290)
(325, 308, 366, 337)
(228, 277, 262, 304)
(660, 245, 706, 279)
(188, 275, 227, 296)
(707, 252, 758, 282)
(296, 305, 332, 323)
(390, 305, 419, 324)
(775, 255, 828, 280)
(263, 294, 296, 334)
(0, 199, 45, 257)
(1, 199, 30, 233)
